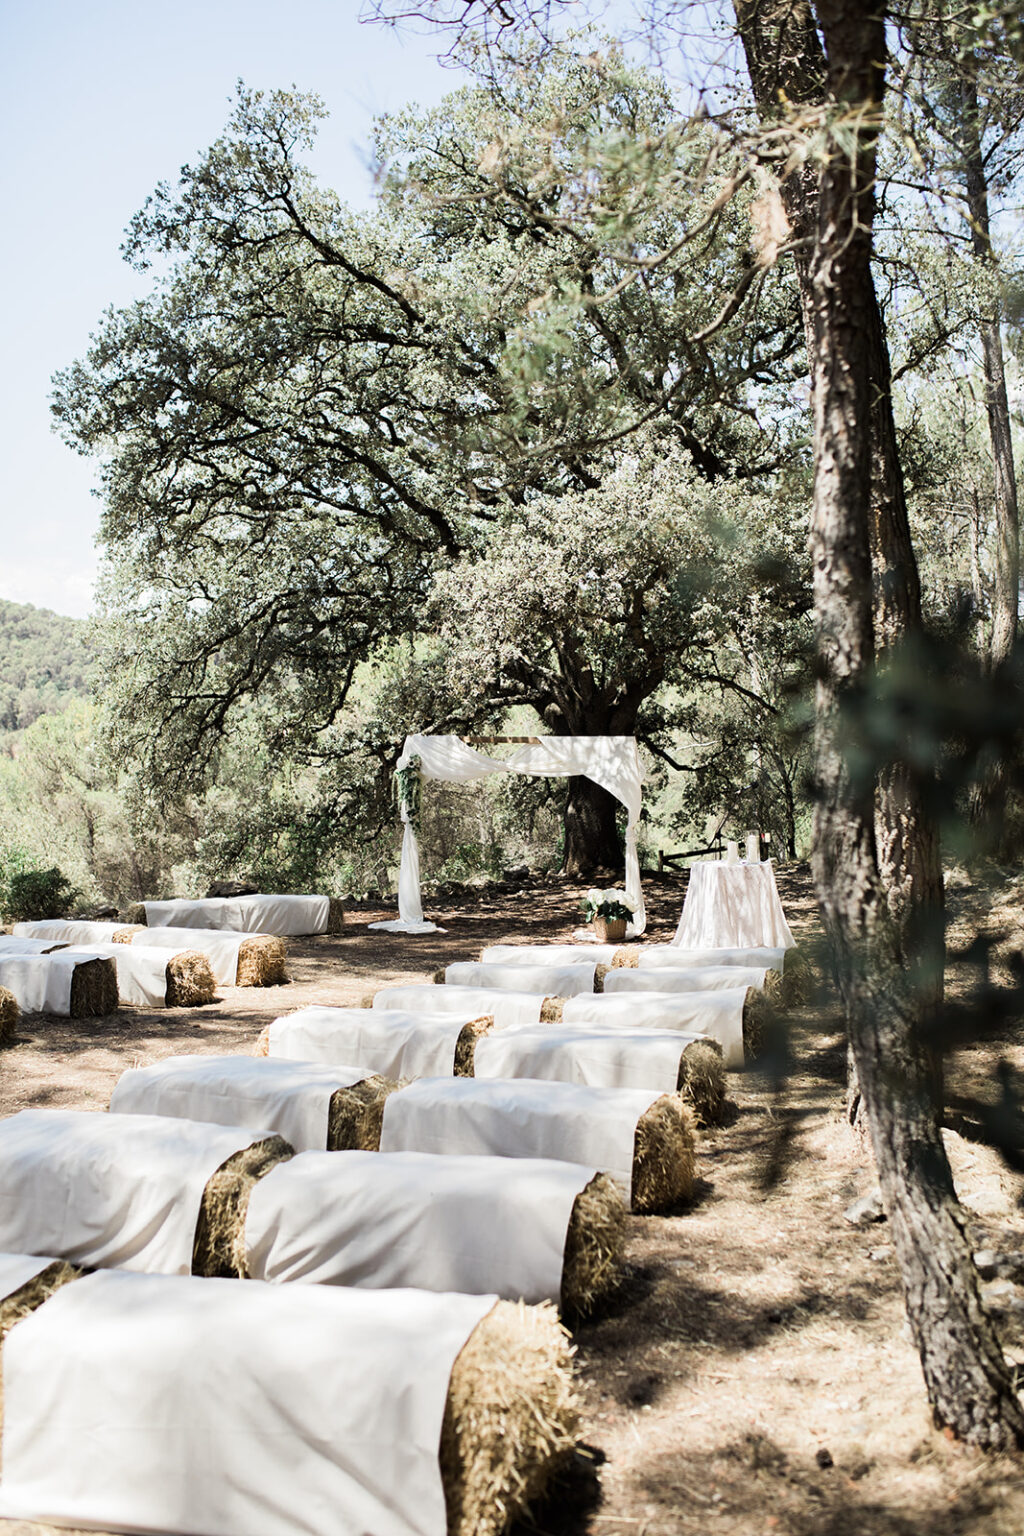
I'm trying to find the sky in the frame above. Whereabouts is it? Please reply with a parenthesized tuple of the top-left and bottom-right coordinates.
(0, 0, 478, 619)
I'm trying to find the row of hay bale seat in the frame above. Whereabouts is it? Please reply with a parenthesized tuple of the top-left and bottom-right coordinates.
(0, 946, 118, 1025)
(14, 917, 288, 988)
(0, 1251, 577, 1536)
(124, 890, 344, 935)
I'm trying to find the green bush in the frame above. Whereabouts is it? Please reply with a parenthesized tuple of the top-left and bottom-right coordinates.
(5, 866, 77, 922)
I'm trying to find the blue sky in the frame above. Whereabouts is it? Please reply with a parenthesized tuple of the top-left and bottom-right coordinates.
(0, 0, 476, 618)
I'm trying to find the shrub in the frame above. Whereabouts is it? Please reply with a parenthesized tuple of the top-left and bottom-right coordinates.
(5, 866, 77, 922)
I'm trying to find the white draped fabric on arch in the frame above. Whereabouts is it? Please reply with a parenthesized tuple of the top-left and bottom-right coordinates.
(369, 733, 647, 936)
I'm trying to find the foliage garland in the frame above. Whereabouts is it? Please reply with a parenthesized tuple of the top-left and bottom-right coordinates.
(393, 754, 423, 829)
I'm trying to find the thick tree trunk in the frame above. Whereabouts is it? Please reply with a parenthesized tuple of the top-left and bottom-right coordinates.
(562, 775, 623, 874)
(804, 0, 1024, 1447)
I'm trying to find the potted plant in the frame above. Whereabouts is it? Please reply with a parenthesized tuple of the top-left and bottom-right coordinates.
(582, 887, 635, 943)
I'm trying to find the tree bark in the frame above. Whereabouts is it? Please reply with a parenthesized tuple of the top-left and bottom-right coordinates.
(562, 775, 623, 874)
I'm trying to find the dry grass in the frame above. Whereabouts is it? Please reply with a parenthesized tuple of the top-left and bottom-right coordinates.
(69, 957, 119, 1017)
(540, 996, 565, 1023)
(0, 1260, 81, 1464)
(433, 968, 447, 984)
(611, 946, 640, 968)
(560, 1172, 628, 1322)
(440, 1299, 579, 1536)
(236, 935, 289, 987)
(327, 1075, 400, 1151)
(327, 897, 346, 935)
(111, 925, 145, 943)
(254, 1024, 271, 1057)
(164, 952, 217, 1008)
(0, 985, 18, 1047)
(453, 1016, 495, 1077)
(632, 1092, 697, 1214)
(594, 965, 608, 993)
(191, 1135, 295, 1278)
(677, 1039, 727, 1127)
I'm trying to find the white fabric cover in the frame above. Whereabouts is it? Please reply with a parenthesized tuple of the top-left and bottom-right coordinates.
(0, 953, 80, 1015)
(480, 942, 622, 966)
(110, 1054, 371, 1152)
(0, 935, 65, 955)
(0, 1252, 59, 1300)
(268, 1007, 475, 1079)
(387, 733, 647, 935)
(380, 1076, 661, 1198)
(674, 860, 795, 950)
(639, 943, 787, 971)
(144, 893, 330, 935)
(126, 924, 246, 985)
(374, 983, 544, 1031)
(0, 1268, 494, 1536)
(61, 942, 171, 1007)
(245, 1150, 600, 1302)
(603, 964, 768, 994)
(0, 1109, 266, 1273)
(12, 918, 123, 944)
(445, 959, 596, 997)
(562, 988, 748, 1068)
(474, 1022, 696, 1092)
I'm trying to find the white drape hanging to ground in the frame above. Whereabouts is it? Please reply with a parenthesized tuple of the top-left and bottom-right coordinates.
(371, 733, 647, 935)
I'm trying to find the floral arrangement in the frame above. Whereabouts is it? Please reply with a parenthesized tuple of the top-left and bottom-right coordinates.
(393, 754, 423, 829)
(581, 887, 635, 923)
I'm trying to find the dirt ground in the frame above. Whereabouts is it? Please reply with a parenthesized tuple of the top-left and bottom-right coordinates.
(4, 864, 1024, 1536)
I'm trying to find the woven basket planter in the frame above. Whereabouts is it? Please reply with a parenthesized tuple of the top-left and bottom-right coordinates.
(593, 916, 627, 943)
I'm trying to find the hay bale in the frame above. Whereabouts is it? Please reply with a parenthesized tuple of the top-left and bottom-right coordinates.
(327, 898, 346, 935)
(360, 993, 375, 1009)
(192, 1135, 295, 1278)
(631, 1093, 696, 1214)
(559, 1173, 627, 1322)
(236, 935, 289, 987)
(440, 1299, 579, 1536)
(124, 903, 147, 925)
(780, 948, 814, 1007)
(69, 956, 119, 1018)
(677, 1040, 726, 1127)
(111, 925, 145, 943)
(611, 946, 640, 968)
(540, 996, 564, 1023)
(0, 1259, 82, 1461)
(164, 952, 217, 1008)
(742, 987, 777, 1060)
(433, 969, 447, 985)
(593, 965, 608, 994)
(0, 985, 19, 1047)
(327, 1076, 401, 1151)
(452, 1016, 496, 1077)
(254, 1024, 271, 1057)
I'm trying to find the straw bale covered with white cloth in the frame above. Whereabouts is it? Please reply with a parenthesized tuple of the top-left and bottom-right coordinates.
(444, 960, 596, 997)
(143, 892, 329, 935)
(0, 1253, 62, 1303)
(562, 988, 748, 1068)
(0, 952, 98, 1016)
(0, 936, 66, 956)
(603, 964, 768, 995)
(473, 1022, 699, 1093)
(481, 943, 622, 967)
(382, 1077, 672, 1205)
(637, 943, 787, 972)
(110, 1053, 380, 1152)
(121, 924, 246, 984)
(266, 1006, 482, 1080)
(12, 919, 123, 945)
(375, 984, 545, 1031)
(0, 1268, 499, 1536)
(244, 1149, 605, 1304)
(59, 941, 206, 1007)
(0, 1109, 274, 1273)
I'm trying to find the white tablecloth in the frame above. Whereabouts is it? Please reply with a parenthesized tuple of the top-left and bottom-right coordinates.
(638, 943, 787, 971)
(245, 1150, 599, 1303)
(562, 988, 748, 1068)
(144, 893, 330, 935)
(474, 1022, 694, 1092)
(0, 1269, 495, 1536)
(0, 1109, 267, 1273)
(374, 984, 544, 1032)
(268, 1007, 473, 1080)
(111, 1054, 371, 1152)
(381, 1077, 660, 1198)
(444, 960, 596, 996)
(603, 964, 768, 995)
(673, 860, 794, 950)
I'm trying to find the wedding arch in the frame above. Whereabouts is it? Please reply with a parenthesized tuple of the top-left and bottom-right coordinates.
(370, 733, 647, 935)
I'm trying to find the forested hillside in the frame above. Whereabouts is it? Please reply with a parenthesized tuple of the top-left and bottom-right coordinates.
(0, 599, 92, 738)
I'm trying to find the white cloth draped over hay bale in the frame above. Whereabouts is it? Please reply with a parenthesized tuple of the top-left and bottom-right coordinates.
(57, 942, 214, 1008)
(443, 960, 597, 997)
(474, 1022, 697, 1093)
(0, 1109, 280, 1274)
(14, 919, 285, 987)
(637, 943, 788, 971)
(381, 1077, 695, 1212)
(0, 934, 70, 955)
(243, 1149, 624, 1316)
(0, 952, 117, 1017)
(374, 983, 546, 1032)
(141, 892, 330, 936)
(0, 1253, 65, 1303)
(480, 943, 625, 967)
(0, 1268, 577, 1536)
(111, 1053, 397, 1152)
(263, 1007, 492, 1080)
(602, 964, 769, 995)
(13, 918, 124, 945)
(562, 988, 749, 1069)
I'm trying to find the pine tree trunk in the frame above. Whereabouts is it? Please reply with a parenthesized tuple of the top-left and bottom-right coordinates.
(562, 776, 623, 874)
